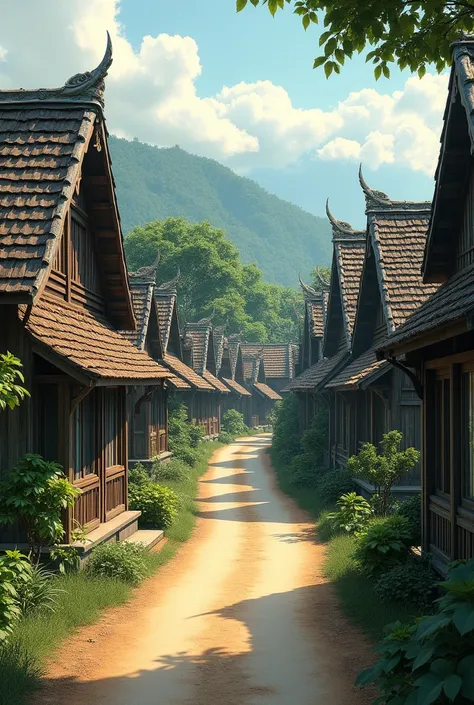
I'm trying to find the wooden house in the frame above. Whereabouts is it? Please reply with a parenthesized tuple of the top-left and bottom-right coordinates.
(121, 262, 188, 467)
(0, 38, 173, 546)
(285, 205, 366, 461)
(241, 349, 282, 426)
(153, 276, 218, 433)
(284, 278, 329, 431)
(219, 334, 252, 424)
(183, 321, 229, 437)
(378, 36, 474, 568)
(240, 343, 298, 395)
(326, 179, 438, 493)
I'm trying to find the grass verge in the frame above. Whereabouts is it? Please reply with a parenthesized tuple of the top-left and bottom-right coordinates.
(4, 441, 221, 705)
(269, 448, 423, 643)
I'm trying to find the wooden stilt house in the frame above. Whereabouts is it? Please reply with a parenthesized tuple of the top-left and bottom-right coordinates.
(121, 261, 188, 466)
(153, 276, 216, 429)
(325, 180, 438, 494)
(378, 36, 474, 568)
(219, 334, 252, 423)
(241, 349, 282, 426)
(183, 321, 229, 437)
(285, 206, 366, 465)
(240, 343, 298, 395)
(284, 278, 329, 431)
(0, 37, 173, 545)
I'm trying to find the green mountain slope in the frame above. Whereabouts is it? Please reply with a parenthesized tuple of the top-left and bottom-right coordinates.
(109, 136, 332, 286)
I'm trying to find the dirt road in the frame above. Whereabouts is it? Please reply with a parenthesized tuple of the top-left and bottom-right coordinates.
(37, 435, 375, 705)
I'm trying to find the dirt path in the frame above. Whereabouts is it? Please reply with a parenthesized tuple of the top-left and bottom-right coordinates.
(36, 435, 375, 705)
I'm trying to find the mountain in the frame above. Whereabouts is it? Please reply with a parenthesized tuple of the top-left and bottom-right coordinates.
(108, 137, 332, 286)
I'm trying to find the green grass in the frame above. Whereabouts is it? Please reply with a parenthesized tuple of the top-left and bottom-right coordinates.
(4, 441, 221, 705)
(270, 449, 423, 643)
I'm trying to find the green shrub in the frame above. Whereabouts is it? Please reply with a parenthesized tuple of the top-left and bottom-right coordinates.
(353, 515, 412, 577)
(272, 394, 301, 464)
(300, 406, 329, 467)
(328, 492, 373, 534)
(347, 430, 420, 516)
(0, 551, 27, 642)
(357, 559, 474, 704)
(168, 397, 203, 464)
(222, 409, 248, 437)
(397, 494, 421, 546)
(374, 557, 437, 612)
(129, 483, 179, 528)
(316, 469, 354, 504)
(152, 458, 190, 483)
(129, 462, 151, 486)
(218, 431, 235, 444)
(14, 563, 62, 617)
(85, 542, 147, 585)
(0, 455, 80, 560)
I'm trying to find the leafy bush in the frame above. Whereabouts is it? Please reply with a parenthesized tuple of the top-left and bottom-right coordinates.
(0, 454, 80, 560)
(357, 559, 474, 704)
(222, 409, 248, 437)
(347, 430, 420, 516)
(0, 351, 30, 411)
(0, 551, 27, 643)
(85, 541, 148, 585)
(328, 492, 373, 534)
(353, 515, 412, 577)
(316, 468, 354, 504)
(374, 557, 437, 613)
(397, 494, 421, 546)
(167, 397, 203, 465)
(288, 454, 321, 488)
(129, 483, 179, 528)
(129, 462, 151, 487)
(300, 406, 329, 467)
(152, 458, 190, 483)
(218, 431, 235, 444)
(272, 394, 301, 464)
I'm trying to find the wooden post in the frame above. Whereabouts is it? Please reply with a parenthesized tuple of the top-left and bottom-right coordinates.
(450, 364, 461, 561)
(423, 368, 436, 553)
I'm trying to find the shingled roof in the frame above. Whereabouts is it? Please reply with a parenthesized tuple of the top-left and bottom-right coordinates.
(162, 353, 213, 391)
(326, 347, 389, 390)
(203, 369, 229, 393)
(358, 168, 437, 334)
(0, 34, 134, 329)
(23, 296, 170, 384)
(240, 343, 296, 380)
(323, 203, 366, 357)
(213, 326, 225, 376)
(222, 377, 251, 396)
(184, 321, 211, 376)
(254, 382, 282, 401)
(242, 350, 264, 385)
(285, 350, 348, 392)
(121, 280, 155, 350)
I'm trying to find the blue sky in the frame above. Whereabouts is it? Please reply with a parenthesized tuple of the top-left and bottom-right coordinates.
(0, 0, 445, 227)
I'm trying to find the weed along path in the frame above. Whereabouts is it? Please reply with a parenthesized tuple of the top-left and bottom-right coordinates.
(36, 435, 374, 705)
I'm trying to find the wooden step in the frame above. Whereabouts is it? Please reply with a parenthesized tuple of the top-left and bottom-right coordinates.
(124, 529, 164, 551)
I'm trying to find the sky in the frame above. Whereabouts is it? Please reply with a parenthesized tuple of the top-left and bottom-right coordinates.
(0, 0, 447, 227)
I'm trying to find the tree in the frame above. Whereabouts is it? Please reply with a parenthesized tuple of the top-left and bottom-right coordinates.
(0, 352, 29, 411)
(310, 265, 331, 292)
(125, 217, 302, 342)
(236, 0, 472, 79)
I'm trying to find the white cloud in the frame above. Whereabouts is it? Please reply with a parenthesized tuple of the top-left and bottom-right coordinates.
(0, 0, 448, 176)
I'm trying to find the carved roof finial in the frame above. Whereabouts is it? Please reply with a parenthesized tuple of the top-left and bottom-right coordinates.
(358, 165, 392, 209)
(197, 305, 216, 326)
(326, 198, 366, 239)
(314, 266, 331, 290)
(129, 251, 160, 284)
(298, 273, 319, 299)
(156, 267, 181, 293)
(0, 32, 113, 110)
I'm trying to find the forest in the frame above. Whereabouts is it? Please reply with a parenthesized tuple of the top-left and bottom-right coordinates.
(109, 136, 332, 287)
(125, 217, 306, 343)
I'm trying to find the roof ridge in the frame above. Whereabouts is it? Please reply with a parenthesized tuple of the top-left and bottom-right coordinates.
(359, 164, 431, 213)
(0, 33, 112, 111)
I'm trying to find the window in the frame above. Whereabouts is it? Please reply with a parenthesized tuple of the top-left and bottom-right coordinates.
(104, 389, 122, 468)
(462, 372, 474, 501)
(72, 391, 96, 480)
(434, 377, 451, 495)
(37, 385, 59, 462)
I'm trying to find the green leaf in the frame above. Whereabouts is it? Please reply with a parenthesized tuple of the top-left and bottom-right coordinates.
(302, 13, 310, 30)
(382, 65, 390, 78)
(443, 674, 462, 701)
(453, 604, 474, 635)
(267, 0, 278, 15)
(324, 61, 333, 78)
(414, 673, 443, 705)
(374, 64, 382, 80)
(236, 0, 248, 10)
(412, 645, 434, 671)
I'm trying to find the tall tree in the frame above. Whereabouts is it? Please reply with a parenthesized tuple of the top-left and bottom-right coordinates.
(236, 0, 471, 78)
(125, 217, 303, 343)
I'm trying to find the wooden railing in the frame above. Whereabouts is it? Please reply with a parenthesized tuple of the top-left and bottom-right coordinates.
(429, 495, 451, 562)
(158, 429, 167, 453)
(105, 465, 126, 522)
